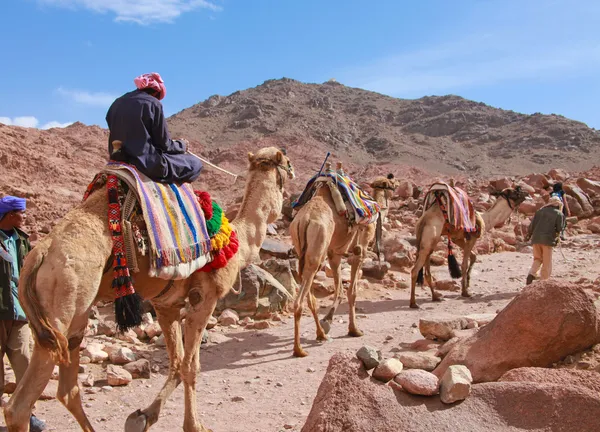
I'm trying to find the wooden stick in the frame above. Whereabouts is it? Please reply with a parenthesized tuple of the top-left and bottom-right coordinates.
(187, 151, 239, 180)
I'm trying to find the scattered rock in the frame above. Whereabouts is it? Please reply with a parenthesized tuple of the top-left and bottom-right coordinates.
(260, 238, 293, 259)
(356, 345, 382, 370)
(109, 347, 137, 365)
(394, 369, 439, 396)
(106, 365, 132, 386)
(394, 352, 441, 371)
(439, 365, 473, 404)
(82, 343, 109, 363)
(218, 308, 240, 326)
(372, 358, 403, 382)
(361, 260, 390, 280)
(419, 316, 467, 341)
(123, 359, 151, 379)
(206, 315, 218, 329)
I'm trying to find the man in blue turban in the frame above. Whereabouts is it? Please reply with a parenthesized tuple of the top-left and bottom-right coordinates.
(0, 196, 46, 431)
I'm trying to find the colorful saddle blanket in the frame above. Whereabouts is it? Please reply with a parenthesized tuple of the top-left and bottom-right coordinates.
(423, 183, 478, 233)
(293, 168, 380, 225)
(84, 163, 238, 283)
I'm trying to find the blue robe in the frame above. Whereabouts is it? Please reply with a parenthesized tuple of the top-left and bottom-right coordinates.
(106, 89, 202, 183)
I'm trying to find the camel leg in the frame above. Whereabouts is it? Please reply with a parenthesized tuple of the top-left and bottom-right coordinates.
(320, 252, 343, 334)
(55, 330, 95, 432)
(180, 286, 218, 432)
(467, 251, 477, 287)
(424, 258, 443, 302)
(347, 245, 365, 337)
(293, 256, 321, 358)
(5, 344, 55, 431)
(307, 292, 328, 342)
(410, 249, 429, 309)
(461, 241, 476, 297)
(125, 305, 183, 432)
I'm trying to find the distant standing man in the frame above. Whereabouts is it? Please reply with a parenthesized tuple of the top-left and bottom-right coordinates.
(549, 182, 570, 240)
(0, 196, 46, 431)
(525, 196, 565, 285)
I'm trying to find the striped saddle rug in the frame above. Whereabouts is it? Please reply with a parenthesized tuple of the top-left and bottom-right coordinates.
(293, 169, 380, 225)
(423, 182, 478, 233)
(85, 162, 212, 280)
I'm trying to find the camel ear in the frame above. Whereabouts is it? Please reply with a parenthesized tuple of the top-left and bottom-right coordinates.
(276, 151, 284, 164)
(248, 152, 255, 162)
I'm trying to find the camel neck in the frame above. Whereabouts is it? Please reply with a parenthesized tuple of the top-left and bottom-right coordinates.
(232, 170, 282, 268)
(482, 198, 513, 231)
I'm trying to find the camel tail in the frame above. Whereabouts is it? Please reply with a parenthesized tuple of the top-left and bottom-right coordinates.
(19, 248, 70, 365)
(296, 220, 310, 277)
(414, 217, 426, 286)
(447, 240, 462, 279)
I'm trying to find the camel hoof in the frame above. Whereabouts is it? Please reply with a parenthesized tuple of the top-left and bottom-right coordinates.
(293, 347, 309, 358)
(432, 293, 444, 302)
(125, 409, 149, 432)
(409, 302, 420, 309)
(317, 334, 332, 343)
(461, 290, 472, 298)
(348, 328, 364, 337)
(319, 319, 332, 335)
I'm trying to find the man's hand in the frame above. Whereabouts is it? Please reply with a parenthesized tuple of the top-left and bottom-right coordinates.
(178, 138, 189, 152)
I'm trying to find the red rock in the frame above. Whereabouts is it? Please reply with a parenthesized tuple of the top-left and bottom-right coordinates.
(517, 199, 541, 216)
(301, 353, 600, 432)
(489, 177, 512, 191)
(394, 369, 439, 395)
(396, 181, 414, 199)
(547, 168, 569, 182)
(522, 173, 550, 190)
(565, 185, 594, 218)
(576, 178, 600, 198)
(433, 280, 600, 382)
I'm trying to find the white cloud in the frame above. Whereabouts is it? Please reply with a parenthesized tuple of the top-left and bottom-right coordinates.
(41, 121, 75, 129)
(0, 117, 73, 130)
(56, 87, 116, 107)
(0, 116, 40, 128)
(38, 0, 221, 24)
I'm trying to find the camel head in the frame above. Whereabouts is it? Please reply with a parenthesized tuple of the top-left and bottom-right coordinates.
(248, 146, 295, 186)
(370, 173, 399, 193)
(491, 186, 529, 208)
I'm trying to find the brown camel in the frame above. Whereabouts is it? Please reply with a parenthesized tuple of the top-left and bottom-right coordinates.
(5, 147, 294, 432)
(369, 174, 399, 225)
(289, 164, 378, 357)
(410, 186, 528, 308)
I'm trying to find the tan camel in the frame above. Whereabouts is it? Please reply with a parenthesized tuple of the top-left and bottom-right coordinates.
(369, 174, 399, 225)
(289, 164, 377, 357)
(5, 147, 294, 432)
(410, 186, 528, 309)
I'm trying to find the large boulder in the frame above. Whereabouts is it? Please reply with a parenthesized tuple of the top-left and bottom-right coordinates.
(302, 353, 600, 432)
(577, 178, 600, 199)
(215, 264, 293, 318)
(522, 173, 550, 191)
(565, 185, 594, 218)
(396, 181, 414, 199)
(260, 238, 293, 259)
(547, 168, 569, 182)
(260, 258, 298, 297)
(433, 280, 600, 382)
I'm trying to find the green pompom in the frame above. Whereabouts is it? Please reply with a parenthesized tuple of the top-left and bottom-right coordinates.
(206, 201, 223, 237)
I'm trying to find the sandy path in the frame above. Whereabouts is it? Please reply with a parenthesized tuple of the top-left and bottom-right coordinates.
(2, 242, 598, 432)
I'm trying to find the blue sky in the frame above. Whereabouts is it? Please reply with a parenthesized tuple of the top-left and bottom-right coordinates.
(1, 0, 599, 129)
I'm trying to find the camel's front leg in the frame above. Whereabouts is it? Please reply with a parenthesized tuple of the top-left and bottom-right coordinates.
(293, 256, 320, 358)
(181, 287, 218, 432)
(125, 305, 183, 432)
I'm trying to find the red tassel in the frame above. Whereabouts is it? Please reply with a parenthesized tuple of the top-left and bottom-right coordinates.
(194, 190, 213, 220)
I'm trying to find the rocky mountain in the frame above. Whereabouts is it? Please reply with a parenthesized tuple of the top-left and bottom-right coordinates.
(169, 78, 600, 177)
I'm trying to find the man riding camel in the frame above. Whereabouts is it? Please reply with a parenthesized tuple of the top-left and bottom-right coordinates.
(525, 196, 564, 285)
(106, 72, 202, 183)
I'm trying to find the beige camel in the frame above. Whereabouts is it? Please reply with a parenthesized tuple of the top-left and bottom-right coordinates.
(5, 147, 294, 432)
(410, 186, 527, 308)
(289, 164, 378, 357)
(369, 174, 399, 224)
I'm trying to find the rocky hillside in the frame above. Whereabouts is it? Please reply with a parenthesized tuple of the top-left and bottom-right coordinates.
(169, 78, 600, 176)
